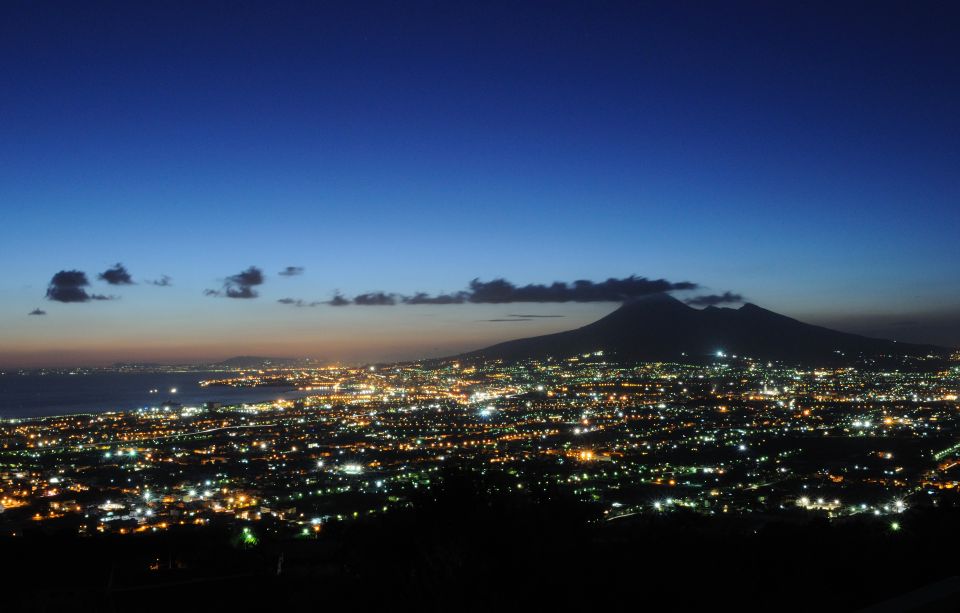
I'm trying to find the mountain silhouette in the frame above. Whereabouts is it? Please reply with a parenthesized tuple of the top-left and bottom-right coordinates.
(464, 293, 947, 363)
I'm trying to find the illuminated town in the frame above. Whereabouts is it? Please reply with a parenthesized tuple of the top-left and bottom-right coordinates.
(4, 351, 959, 540)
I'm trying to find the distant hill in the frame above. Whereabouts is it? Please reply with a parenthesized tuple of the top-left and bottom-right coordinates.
(213, 356, 302, 368)
(462, 293, 949, 364)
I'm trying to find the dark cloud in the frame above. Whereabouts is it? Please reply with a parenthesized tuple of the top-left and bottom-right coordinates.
(46, 270, 89, 303)
(685, 292, 744, 307)
(402, 292, 468, 305)
(228, 266, 264, 288)
(224, 285, 257, 299)
(28, 308, 46, 316)
(149, 275, 172, 287)
(278, 266, 304, 277)
(98, 263, 134, 285)
(353, 292, 397, 306)
(327, 276, 698, 307)
(207, 266, 265, 299)
(483, 318, 533, 322)
(464, 276, 697, 303)
(278, 297, 323, 307)
(45, 270, 114, 303)
(508, 314, 565, 318)
(328, 293, 350, 307)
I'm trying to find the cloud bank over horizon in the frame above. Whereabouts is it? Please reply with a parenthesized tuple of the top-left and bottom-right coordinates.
(280, 276, 703, 307)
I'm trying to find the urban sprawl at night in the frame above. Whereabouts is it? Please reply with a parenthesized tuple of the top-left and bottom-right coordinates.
(5, 352, 959, 537)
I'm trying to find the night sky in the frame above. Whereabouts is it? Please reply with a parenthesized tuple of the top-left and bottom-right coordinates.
(2, 1, 958, 367)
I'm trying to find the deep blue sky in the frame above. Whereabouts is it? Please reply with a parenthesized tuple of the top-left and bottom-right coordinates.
(2, 1, 958, 366)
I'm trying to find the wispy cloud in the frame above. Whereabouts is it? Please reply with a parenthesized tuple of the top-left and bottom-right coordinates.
(277, 297, 323, 307)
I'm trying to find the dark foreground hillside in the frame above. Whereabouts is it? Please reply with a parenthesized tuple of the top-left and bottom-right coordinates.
(3, 468, 960, 612)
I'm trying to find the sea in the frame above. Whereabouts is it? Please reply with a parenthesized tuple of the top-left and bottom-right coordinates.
(0, 371, 311, 419)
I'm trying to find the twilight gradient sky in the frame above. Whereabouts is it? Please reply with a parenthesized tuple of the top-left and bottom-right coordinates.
(1, 1, 958, 367)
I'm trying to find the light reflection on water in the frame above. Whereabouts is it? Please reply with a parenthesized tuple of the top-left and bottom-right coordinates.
(0, 371, 313, 418)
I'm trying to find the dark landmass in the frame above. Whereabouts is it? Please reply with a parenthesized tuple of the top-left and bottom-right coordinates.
(213, 356, 304, 369)
(111, 362, 164, 369)
(464, 293, 950, 364)
(4, 466, 960, 612)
